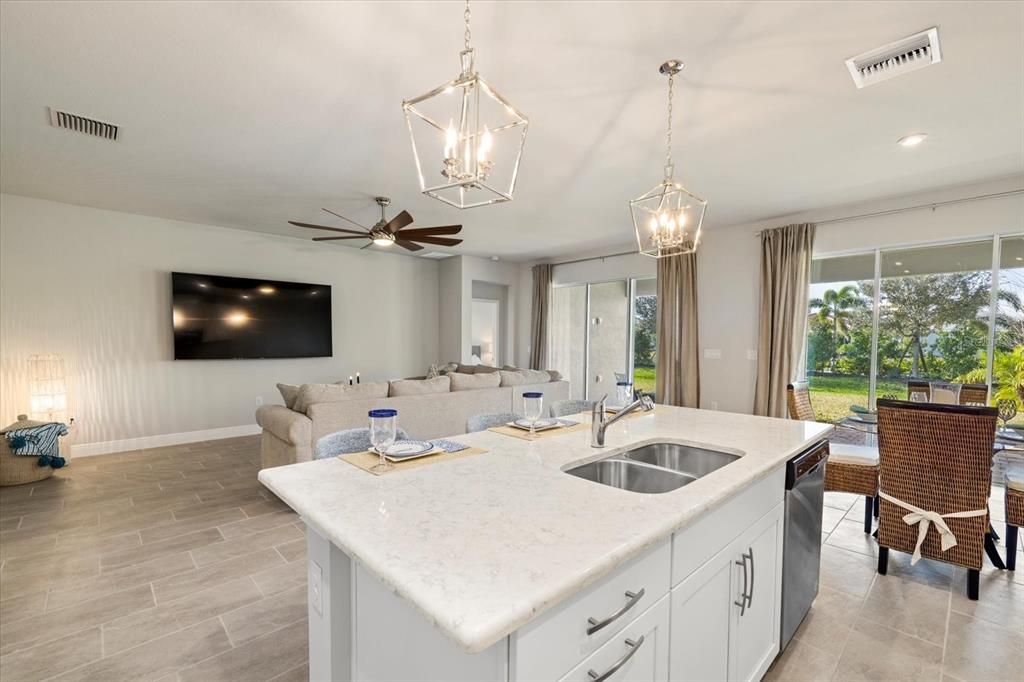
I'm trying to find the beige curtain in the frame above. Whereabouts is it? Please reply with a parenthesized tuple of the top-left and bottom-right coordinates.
(753, 223, 816, 417)
(656, 252, 700, 407)
(529, 264, 552, 370)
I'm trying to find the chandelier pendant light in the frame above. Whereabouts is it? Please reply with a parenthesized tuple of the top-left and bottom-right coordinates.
(402, 0, 529, 209)
(629, 60, 707, 258)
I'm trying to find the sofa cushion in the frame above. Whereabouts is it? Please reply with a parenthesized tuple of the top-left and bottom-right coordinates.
(449, 371, 501, 391)
(293, 382, 389, 414)
(501, 369, 551, 386)
(277, 383, 300, 410)
(389, 376, 450, 397)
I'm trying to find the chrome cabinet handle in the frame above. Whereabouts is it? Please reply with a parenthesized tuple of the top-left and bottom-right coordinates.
(746, 548, 755, 609)
(587, 636, 645, 681)
(586, 588, 645, 635)
(734, 554, 749, 616)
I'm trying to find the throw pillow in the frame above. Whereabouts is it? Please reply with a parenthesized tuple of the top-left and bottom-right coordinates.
(277, 383, 300, 410)
(388, 376, 451, 397)
(449, 371, 501, 391)
(456, 363, 477, 374)
(473, 364, 500, 374)
(426, 364, 441, 380)
(545, 369, 564, 382)
(521, 369, 552, 384)
(293, 382, 390, 414)
(438, 362, 459, 375)
(499, 370, 528, 387)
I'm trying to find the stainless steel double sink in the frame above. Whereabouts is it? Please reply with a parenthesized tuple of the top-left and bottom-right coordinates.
(565, 442, 740, 494)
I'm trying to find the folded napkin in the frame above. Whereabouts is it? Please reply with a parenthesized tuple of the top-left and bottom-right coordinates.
(430, 438, 469, 453)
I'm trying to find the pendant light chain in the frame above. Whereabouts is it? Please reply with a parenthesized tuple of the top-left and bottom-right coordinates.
(464, 0, 472, 51)
(665, 72, 674, 174)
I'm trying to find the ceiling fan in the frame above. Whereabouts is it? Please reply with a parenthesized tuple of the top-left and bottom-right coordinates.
(289, 197, 462, 252)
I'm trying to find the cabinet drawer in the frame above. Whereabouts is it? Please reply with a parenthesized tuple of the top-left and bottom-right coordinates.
(511, 539, 671, 682)
(558, 595, 670, 682)
(671, 465, 784, 586)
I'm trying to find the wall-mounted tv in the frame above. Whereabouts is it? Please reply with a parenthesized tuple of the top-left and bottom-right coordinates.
(171, 272, 332, 360)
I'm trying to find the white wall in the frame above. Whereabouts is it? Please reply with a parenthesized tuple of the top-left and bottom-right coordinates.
(0, 194, 440, 453)
(698, 176, 1024, 415)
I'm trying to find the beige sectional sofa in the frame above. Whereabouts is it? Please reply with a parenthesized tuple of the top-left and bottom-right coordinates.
(256, 373, 569, 469)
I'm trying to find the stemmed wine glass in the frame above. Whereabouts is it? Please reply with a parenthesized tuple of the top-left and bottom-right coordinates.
(523, 392, 544, 438)
(997, 399, 1018, 434)
(368, 409, 398, 473)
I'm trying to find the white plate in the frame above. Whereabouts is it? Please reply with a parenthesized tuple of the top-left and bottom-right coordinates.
(510, 418, 561, 431)
(380, 440, 437, 461)
(998, 428, 1024, 442)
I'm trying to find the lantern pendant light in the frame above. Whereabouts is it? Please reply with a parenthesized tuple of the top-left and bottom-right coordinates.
(629, 60, 707, 258)
(402, 0, 529, 209)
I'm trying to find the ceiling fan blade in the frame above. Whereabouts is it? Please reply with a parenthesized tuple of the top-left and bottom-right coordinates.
(360, 242, 373, 250)
(290, 221, 366, 235)
(383, 210, 414, 234)
(321, 208, 370, 232)
(394, 239, 425, 252)
(408, 236, 463, 247)
(312, 235, 368, 241)
(397, 225, 462, 237)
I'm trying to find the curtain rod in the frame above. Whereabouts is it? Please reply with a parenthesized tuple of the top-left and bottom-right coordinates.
(755, 189, 1023, 235)
(550, 250, 638, 267)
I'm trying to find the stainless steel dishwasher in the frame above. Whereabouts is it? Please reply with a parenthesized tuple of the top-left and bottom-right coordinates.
(780, 439, 829, 651)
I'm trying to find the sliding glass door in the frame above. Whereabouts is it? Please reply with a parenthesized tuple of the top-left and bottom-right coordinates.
(806, 234, 1022, 424)
(549, 277, 659, 402)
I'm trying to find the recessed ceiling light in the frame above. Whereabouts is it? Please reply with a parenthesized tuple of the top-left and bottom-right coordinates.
(490, 256, 500, 261)
(897, 133, 927, 147)
(894, 261, 903, 266)
(904, 269, 911, 274)
(1016, 256, 1023, 262)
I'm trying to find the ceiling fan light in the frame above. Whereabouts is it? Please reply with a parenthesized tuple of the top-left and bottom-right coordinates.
(373, 237, 394, 246)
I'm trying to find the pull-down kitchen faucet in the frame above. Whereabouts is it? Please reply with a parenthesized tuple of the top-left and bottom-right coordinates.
(591, 393, 655, 448)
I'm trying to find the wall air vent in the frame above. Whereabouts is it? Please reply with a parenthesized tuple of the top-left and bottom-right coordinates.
(845, 27, 941, 89)
(48, 108, 119, 140)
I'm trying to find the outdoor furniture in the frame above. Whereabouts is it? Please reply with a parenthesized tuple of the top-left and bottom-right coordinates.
(787, 382, 879, 533)
(467, 412, 521, 433)
(550, 399, 594, 418)
(906, 380, 931, 402)
(875, 399, 1001, 600)
(313, 427, 411, 459)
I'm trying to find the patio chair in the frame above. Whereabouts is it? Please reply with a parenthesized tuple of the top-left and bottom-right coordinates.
(787, 382, 879, 533)
(959, 383, 989, 406)
(906, 380, 931, 402)
(314, 427, 410, 460)
(875, 399, 1001, 600)
(467, 412, 521, 433)
(550, 399, 595, 418)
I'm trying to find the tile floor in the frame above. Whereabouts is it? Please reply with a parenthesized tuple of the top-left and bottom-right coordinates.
(766, 490, 1024, 682)
(0, 435, 1020, 681)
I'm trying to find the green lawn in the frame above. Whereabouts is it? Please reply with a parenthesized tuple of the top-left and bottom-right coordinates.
(633, 367, 656, 394)
(808, 375, 906, 423)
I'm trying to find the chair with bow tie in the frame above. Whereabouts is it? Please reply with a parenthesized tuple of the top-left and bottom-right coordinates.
(875, 399, 1001, 600)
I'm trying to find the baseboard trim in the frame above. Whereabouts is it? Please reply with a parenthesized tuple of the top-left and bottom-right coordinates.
(70, 424, 261, 458)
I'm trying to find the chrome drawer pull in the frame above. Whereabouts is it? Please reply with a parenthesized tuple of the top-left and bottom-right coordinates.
(586, 636, 645, 681)
(746, 547, 755, 608)
(734, 554, 749, 616)
(586, 588, 645, 635)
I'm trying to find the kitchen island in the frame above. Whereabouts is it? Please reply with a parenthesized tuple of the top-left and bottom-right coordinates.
(258, 405, 831, 682)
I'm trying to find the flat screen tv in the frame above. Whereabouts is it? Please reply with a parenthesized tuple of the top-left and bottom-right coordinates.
(171, 272, 332, 360)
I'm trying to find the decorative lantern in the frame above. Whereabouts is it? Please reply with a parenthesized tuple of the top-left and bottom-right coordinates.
(630, 60, 707, 258)
(402, 0, 528, 209)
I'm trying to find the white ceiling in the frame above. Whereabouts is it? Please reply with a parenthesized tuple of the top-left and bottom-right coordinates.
(2, 1, 1022, 261)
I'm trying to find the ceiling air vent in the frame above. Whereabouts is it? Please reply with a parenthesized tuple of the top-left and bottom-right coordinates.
(845, 27, 941, 89)
(48, 108, 119, 141)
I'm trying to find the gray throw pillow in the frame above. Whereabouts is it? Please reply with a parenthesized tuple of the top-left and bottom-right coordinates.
(277, 383, 300, 410)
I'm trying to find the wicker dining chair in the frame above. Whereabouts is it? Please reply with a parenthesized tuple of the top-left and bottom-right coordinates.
(1006, 469, 1022, 572)
(875, 399, 1000, 600)
(787, 382, 879, 533)
(905, 381, 989, 406)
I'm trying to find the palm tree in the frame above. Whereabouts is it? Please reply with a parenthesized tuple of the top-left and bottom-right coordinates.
(809, 285, 865, 370)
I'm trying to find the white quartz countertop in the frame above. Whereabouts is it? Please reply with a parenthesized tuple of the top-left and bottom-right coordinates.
(258, 406, 831, 653)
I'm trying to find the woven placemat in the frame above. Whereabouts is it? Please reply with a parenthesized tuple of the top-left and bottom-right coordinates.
(488, 421, 590, 441)
(339, 446, 489, 476)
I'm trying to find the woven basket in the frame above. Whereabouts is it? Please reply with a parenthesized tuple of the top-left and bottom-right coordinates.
(0, 415, 55, 487)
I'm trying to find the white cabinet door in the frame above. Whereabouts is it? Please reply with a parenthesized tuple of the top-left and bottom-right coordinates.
(728, 503, 783, 682)
(668, 553, 732, 682)
(559, 596, 670, 682)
